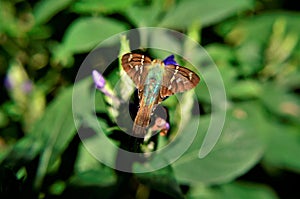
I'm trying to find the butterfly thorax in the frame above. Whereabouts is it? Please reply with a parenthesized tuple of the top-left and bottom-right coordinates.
(142, 62, 164, 106)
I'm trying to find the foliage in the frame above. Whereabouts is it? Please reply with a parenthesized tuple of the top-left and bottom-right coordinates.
(1, 0, 300, 198)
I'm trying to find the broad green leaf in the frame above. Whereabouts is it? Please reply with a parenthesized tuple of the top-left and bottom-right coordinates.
(217, 182, 278, 199)
(228, 80, 262, 99)
(173, 102, 267, 184)
(124, 0, 164, 27)
(263, 124, 300, 173)
(159, 0, 254, 29)
(61, 17, 128, 54)
(195, 63, 236, 104)
(33, 0, 74, 25)
(72, 0, 137, 14)
(188, 182, 278, 199)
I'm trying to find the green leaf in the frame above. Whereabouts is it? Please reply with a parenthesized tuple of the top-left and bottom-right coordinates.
(69, 168, 116, 186)
(34, 85, 77, 189)
(235, 42, 264, 76)
(61, 17, 128, 54)
(72, 0, 137, 14)
(218, 182, 278, 199)
(33, 0, 74, 25)
(137, 166, 184, 199)
(173, 102, 267, 184)
(228, 80, 262, 99)
(74, 144, 101, 172)
(159, 0, 254, 29)
(72, 77, 119, 169)
(0, 1, 30, 37)
(188, 182, 278, 199)
(206, 44, 236, 67)
(74, 144, 117, 180)
(263, 124, 300, 173)
(195, 63, 236, 104)
(124, 0, 164, 27)
(0, 108, 9, 128)
(259, 83, 300, 122)
(49, 181, 66, 195)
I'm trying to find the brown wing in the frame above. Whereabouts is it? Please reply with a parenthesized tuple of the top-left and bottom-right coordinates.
(121, 53, 152, 89)
(160, 64, 200, 99)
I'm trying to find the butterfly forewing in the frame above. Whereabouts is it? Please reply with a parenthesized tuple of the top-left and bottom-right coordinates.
(121, 53, 152, 89)
(160, 64, 200, 98)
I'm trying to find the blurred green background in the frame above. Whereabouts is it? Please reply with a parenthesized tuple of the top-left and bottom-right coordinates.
(1, 0, 300, 198)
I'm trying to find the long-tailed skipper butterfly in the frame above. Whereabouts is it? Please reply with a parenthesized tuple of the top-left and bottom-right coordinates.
(121, 53, 200, 138)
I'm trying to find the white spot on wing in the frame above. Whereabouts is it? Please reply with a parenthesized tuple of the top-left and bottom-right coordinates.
(170, 76, 175, 83)
(140, 65, 143, 74)
(174, 66, 179, 75)
(128, 54, 133, 62)
(141, 55, 144, 65)
(189, 72, 193, 80)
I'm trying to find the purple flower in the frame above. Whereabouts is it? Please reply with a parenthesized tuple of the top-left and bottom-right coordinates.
(22, 80, 33, 93)
(4, 76, 13, 90)
(92, 70, 123, 104)
(165, 122, 170, 130)
(4, 76, 33, 94)
(163, 55, 178, 66)
(92, 70, 106, 90)
(159, 121, 170, 136)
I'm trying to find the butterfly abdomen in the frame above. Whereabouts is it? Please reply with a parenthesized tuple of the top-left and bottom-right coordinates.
(132, 104, 154, 137)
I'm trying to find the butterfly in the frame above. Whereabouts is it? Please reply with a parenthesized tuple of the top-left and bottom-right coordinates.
(121, 53, 200, 138)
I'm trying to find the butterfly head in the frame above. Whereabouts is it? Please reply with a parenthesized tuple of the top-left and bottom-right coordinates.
(152, 59, 164, 66)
